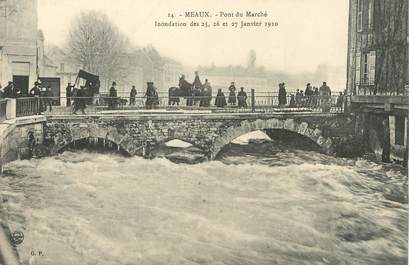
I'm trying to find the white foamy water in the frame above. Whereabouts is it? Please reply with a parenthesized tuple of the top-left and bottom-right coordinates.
(164, 139, 193, 148)
(231, 130, 271, 145)
(0, 146, 407, 265)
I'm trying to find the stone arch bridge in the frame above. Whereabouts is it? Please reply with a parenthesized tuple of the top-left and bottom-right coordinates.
(44, 113, 360, 159)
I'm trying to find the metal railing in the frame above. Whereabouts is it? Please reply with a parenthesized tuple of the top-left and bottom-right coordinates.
(0, 93, 346, 119)
(51, 94, 346, 114)
(355, 85, 409, 96)
(16, 98, 40, 117)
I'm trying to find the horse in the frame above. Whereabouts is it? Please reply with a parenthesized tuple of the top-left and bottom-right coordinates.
(168, 78, 194, 106)
(168, 87, 181, 106)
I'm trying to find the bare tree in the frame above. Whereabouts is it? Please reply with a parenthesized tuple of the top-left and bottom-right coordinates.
(67, 11, 129, 88)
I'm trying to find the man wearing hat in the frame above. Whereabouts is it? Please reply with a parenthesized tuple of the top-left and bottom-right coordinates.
(228, 82, 237, 106)
(30, 81, 41, 97)
(144, 82, 156, 110)
(278, 82, 287, 106)
(65, 82, 73, 106)
(108, 81, 118, 110)
(319, 81, 332, 112)
(1, 81, 14, 99)
(129, 85, 137, 106)
(304, 83, 313, 107)
(237, 87, 248, 108)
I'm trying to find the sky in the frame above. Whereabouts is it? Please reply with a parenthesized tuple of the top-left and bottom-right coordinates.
(38, 0, 349, 84)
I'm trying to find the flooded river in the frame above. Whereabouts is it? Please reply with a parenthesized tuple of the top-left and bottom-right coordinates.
(0, 132, 407, 265)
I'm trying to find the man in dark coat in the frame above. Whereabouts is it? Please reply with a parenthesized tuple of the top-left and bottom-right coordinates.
(204, 79, 212, 107)
(192, 71, 202, 90)
(200, 79, 212, 107)
(336, 92, 344, 111)
(130, 86, 137, 106)
(192, 71, 202, 105)
(42, 86, 53, 112)
(1, 81, 13, 98)
(65, 83, 73, 106)
(313, 87, 320, 107)
(295, 89, 301, 106)
(73, 86, 86, 114)
(12, 85, 22, 98)
(305, 83, 313, 96)
(319, 82, 332, 112)
(228, 82, 237, 105)
(108, 82, 118, 110)
(278, 83, 287, 106)
(305, 83, 313, 107)
(30, 81, 41, 97)
(145, 82, 155, 110)
(237, 87, 248, 108)
(215, 89, 227, 108)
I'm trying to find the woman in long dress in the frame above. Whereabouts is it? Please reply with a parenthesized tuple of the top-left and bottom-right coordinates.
(215, 89, 227, 108)
(228, 82, 237, 105)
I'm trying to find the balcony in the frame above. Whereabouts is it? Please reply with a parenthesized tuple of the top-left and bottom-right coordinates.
(351, 95, 409, 114)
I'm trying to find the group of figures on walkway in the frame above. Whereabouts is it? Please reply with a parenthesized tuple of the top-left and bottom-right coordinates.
(0, 80, 54, 112)
(1, 71, 345, 115)
(65, 80, 99, 114)
(169, 72, 248, 108)
(64, 71, 345, 113)
(278, 82, 344, 111)
(66, 80, 159, 114)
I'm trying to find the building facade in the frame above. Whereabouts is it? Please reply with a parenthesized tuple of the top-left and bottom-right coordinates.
(0, 0, 38, 95)
(347, 0, 409, 163)
(196, 65, 269, 96)
(113, 48, 183, 97)
(42, 44, 81, 105)
(347, 0, 409, 96)
(162, 57, 184, 93)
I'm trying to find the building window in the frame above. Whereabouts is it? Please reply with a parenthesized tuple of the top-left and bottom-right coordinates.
(368, 51, 376, 84)
(395, 116, 405, 146)
(357, 0, 363, 32)
(60, 63, 65, 72)
(363, 53, 368, 83)
(368, 0, 374, 30)
(362, 51, 376, 85)
(355, 52, 361, 87)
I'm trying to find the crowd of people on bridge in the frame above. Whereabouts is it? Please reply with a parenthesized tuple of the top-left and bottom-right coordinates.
(0, 70, 345, 116)
(72, 71, 344, 113)
(0, 80, 54, 112)
(278, 81, 344, 111)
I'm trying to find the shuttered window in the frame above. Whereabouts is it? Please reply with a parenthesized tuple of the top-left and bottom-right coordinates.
(357, 0, 363, 32)
(368, 51, 376, 85)
(368, 0, 374, 30)
(355, 53, 361, 86)
(363, 53, 369, 83)
(362, 51, 376, 85)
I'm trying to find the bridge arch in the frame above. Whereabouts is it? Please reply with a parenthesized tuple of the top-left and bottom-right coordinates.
(210, 118, 335, 159)
(49, 126, 139, 156)
(56, 137, 133, 156)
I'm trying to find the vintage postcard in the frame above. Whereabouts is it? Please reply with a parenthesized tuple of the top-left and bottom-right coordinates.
(0, 0, 408, 264)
